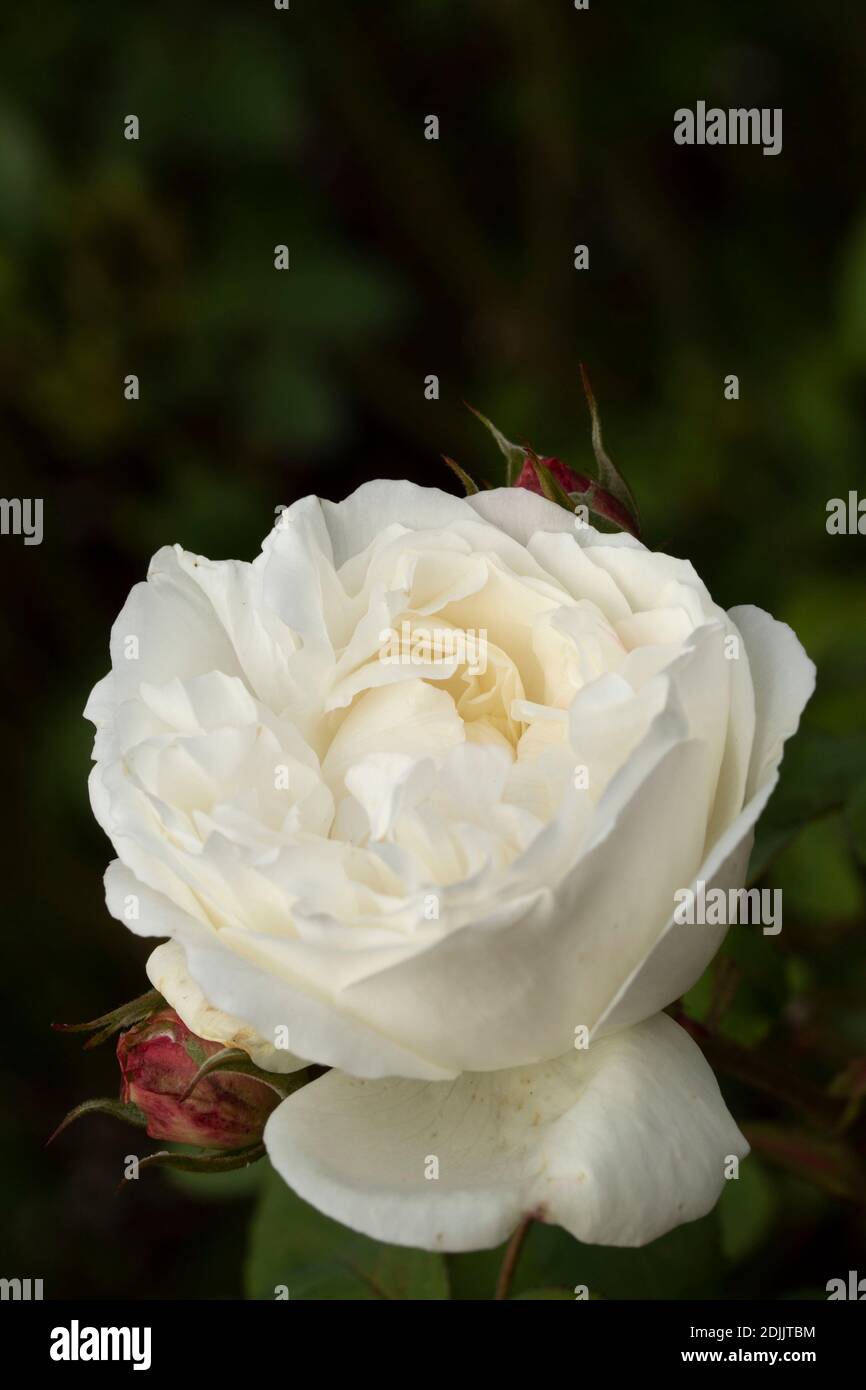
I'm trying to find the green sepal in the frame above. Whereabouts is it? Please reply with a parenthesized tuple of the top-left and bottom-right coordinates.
(47, 1096, 148, 1146)
(120, 1142, 266, 1187)
(464, 403, 526, 485)
(180, 1047, 311, 1103)
(579, 363, 641, 536)
(570, 489, 624, 534)
(441, 454, 479, 496)
(52, 989, 164, 1050)
(525, 448, 574, 512)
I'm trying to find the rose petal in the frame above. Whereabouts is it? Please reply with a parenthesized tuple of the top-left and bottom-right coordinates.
(264, 1012, 747, 1251)
(594, 606, 815, 1037)
(146, 940, 307, 1074)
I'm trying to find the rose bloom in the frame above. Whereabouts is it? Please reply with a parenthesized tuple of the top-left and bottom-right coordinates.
(85, 482, 813, 1251)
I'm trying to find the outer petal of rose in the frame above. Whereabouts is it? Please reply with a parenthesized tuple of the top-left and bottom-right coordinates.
(297, 479, 479, 570)
(593, 606, 816, 1038)
(145, 940, 307, 1075)
(104, 547, 243, 706)
(728, 606, 817, 801)
(99, 544, 303, 717)
(467, 486, 593, 548)
(263, 1013, 747, 1252)
(105, 860, 457, 1081)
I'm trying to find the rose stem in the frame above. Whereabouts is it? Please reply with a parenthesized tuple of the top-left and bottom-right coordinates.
(494, 1215, 534, 1301)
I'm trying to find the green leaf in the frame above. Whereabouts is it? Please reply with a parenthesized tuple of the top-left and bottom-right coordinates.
(444, 1245, 503, 1300)
(682, 928, 784, 1048)
(520, 1214, 723, 1301)
(749, 730, 866, 880)
(245, 1165, 449, 1300)
(511, 1287, 584, 1300)
(772, 812, 864, 923)
(448, 1213, 722, 1301)
(718, 1157, 778, 1262)
(747, 825, 795, 883)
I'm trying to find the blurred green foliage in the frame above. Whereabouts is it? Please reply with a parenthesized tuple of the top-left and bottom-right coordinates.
(247, 1168, 449, 1300)
(1, 0, 865, 1299)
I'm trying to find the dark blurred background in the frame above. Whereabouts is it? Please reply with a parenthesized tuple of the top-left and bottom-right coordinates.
(1, 0, 865, 1299)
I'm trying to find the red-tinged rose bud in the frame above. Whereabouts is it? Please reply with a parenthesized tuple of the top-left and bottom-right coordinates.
(116, 1007, 279, 1149)
(515, 455, 590, 496)
(516, 453, 640, 537)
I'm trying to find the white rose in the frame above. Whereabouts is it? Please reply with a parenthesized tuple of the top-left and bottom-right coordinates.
(85, 481, 814, 1252)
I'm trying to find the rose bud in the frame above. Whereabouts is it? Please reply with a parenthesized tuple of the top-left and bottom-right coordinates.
(117, 1007, 280, 1149)
(515, 454, 590, 496)
(515, 452, 640, 536)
